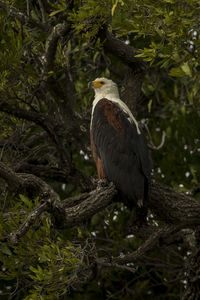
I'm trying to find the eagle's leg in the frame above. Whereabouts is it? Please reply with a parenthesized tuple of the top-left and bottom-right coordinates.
(128, 204, 148, 229)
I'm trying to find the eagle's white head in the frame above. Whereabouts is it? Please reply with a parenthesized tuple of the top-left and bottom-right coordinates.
(89, 77, 141, 134)
(88, 77, 120, 100)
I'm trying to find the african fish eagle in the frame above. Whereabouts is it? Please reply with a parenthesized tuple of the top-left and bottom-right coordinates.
(89, 78, 151, 207)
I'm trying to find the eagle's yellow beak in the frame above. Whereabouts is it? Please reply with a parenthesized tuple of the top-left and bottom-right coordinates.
(88, 81, 104, 88)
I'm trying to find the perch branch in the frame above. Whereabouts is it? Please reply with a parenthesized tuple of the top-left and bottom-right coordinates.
(1, 162, 200, 244)
(4, 182, 116, 243)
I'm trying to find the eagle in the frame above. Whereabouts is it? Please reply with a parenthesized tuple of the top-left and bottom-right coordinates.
(89, 77, 151, 208)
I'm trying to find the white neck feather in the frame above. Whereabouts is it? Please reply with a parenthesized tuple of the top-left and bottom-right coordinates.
(91, 84, 141, 135)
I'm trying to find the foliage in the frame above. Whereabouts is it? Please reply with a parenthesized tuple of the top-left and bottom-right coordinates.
(0, 0, 200, 299)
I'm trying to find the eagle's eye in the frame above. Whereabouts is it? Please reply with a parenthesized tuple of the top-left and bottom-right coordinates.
(100, 81, 105, 85)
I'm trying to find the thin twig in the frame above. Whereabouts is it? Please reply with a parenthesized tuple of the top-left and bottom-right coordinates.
(97, 224, 183, 269)
(144, 123, 166, 150)
(99, 261, 138, 273)
(26, 0, 30, 17)
(8, 201, 48, 244)
(38, 0, 46, 24)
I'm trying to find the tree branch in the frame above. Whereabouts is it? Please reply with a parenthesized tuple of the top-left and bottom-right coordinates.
(2, 177, 116, 243)
(8, 201, 48, 244)
(121, 68, 145, 115)
(150, 181, 200, 226)
(0, 99, 72, 172)
(38, 0, 46, 24)
(0, 100, 46, 126)
(1, 161, 200, 245)
(100, 26, 146, 69)
(51, 182, 117, 228)
(43, 22, 71, 73)
(144, 123, 166, 150)
(0, 161, 60, 201)
(97, 225, 179, 269)
(0, 0, 49, 31)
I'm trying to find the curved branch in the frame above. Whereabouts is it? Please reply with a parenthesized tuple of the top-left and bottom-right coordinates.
(1, 161, 200, 243)
(0, 161, 22, 189)
(144, 123, 166, 150)
(150, 131, 166, 150)
(100, 26, 146, 69)
(97, 224, 179, 267)
(42, 21, 76, 115)
(100, 30, 147, 114)
(60, 182, 117, 228)
(0, 161, 60, 202)
(3, 179, 116, 243)
(43, 22, 71, 73)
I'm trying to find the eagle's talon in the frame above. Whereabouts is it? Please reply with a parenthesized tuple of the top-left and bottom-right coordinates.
(97, 179, 108, 188)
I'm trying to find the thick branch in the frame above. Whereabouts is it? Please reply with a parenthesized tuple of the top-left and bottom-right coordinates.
(53, 182, 117, 228)
(121, 68, 145, 115)
(0, 161, 22, 190)
(58, 180, 200, 229)
(2, 160, 200, 244)
(100, 30, 147, 114)
(0, 161, 60, 202)
(150, 181, 200, 226)
(3, 178, 116, 242)
(100, 27, 146, 69)
(0, 100, 46, 126)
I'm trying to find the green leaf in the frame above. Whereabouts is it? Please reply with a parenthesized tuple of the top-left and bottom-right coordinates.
(49, 9, 63, 17)
(19, 194, 32, 209)
(169, 67, 185, 77)
(111, 0, 118, 16)
(181, 62, 192, 77)
(1, 244, 12, 256)
(111, 0, 124, 16)
(148, 99, 153, 113)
